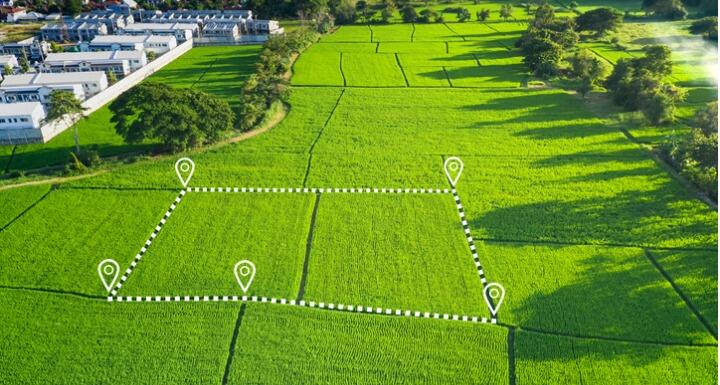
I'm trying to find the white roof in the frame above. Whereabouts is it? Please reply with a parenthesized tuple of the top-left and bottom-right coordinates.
(124, 22, 198, 31)
(2, 72, 106, 86)
(90, 34, 174, 44)
(0, 55, 17, 65)
(44, 50, 145, 63)
(0, 101, 43, 115)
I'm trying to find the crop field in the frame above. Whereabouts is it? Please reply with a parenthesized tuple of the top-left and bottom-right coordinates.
(0, 7, 717, 385)
(0, 45, 260, 174)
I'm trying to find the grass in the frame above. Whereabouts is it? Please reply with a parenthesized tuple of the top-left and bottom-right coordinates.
(0, 23, 42, 43)
(0, 45, 261, 174)
(304, 194, 489, 316)
(480, 242, 715, 344)
(0, 290, 239, 384)
(227, 303, 509, 384)
(121, 192, 314, 298)
(0, 188, 178, 296)
(0, 184, 50, 226)
(516, 329, 718, 385)
(0, 11, 717, 383)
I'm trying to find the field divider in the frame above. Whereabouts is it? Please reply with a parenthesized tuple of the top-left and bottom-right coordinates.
(394, 53, 410, 87)
(108, 189, 187, 299)
(108, 293, 497, 325)
(450, 186, 496, 322)
(186, 186, 451, 194)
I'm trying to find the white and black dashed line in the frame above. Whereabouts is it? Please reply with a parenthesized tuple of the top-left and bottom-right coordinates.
(187, 186, 451, 194)
(108, 294, 497, 325)
(450, 187, 497, 321)
(108, 189, 186, 299)
(108, 185, 499, 323)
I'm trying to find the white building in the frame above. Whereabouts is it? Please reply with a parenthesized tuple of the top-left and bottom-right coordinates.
(0, 102, 47, 144)
(81, 34, 177, 54)
(202, 23, 239, 39)
(0, 72, 108, 104)
(0, 55, 18, 75)
(39, 50, 147, 76)
(120, 22, 198, 42)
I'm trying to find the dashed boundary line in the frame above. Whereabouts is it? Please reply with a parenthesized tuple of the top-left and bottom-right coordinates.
(106, 184, 499, 324)
(109, 189, 186, 298)
(187, 186, 451, 194)
(108, 293, 497, 325)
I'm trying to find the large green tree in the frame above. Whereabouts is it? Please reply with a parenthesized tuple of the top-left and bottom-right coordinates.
(575, 7, 623, 37)
(47, 90, 85, 154)
(110, 83, 233, 152)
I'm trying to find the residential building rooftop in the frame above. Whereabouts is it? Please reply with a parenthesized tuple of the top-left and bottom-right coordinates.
(2, 71, 106, 86)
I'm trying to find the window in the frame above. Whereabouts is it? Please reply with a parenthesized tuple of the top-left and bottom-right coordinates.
(20, 118, 28, 122)
(0, 119, 6, 123)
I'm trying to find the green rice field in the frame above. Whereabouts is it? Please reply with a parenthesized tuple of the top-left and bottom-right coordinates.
(0, 4, 717, 384)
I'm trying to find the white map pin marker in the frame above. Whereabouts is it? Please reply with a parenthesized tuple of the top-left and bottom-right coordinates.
(483, 282, 505, 316)
(234, 260, 256, 293)
(444, 157, 464, 186)
(98, 259, 119, 292)
(174, 157, 195, 188)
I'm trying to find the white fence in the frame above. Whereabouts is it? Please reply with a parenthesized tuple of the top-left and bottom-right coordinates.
(0, 39, 194, 145)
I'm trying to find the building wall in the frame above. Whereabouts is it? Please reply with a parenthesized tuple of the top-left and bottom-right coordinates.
(25, 39, 193, 144)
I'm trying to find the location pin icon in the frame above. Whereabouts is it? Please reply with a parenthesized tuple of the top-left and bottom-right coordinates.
(234, 260, 256, 293)
(175, 157, 195, 188)
(483, 282, 505, 317)
(444, 157, 464, 186)
(98, 259, 120, 293)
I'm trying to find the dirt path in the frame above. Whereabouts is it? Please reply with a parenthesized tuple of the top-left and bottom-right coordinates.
(0, 171, 107, 192)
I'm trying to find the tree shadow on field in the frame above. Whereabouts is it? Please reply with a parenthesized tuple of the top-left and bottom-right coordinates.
(509, 243, 718, 370)
(471, 182, 716, 250)
(474, 176, 718, 366)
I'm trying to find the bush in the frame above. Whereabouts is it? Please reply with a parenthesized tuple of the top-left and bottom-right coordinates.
(239, 28, 319, 131)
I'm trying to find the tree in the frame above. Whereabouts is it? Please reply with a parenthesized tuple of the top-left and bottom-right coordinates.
(418, 9, 437, 23)
(333, 0, 357, 24)
(146, 50, 157, 61)
(642, 0, 688, 19)
(570, 49, 610, 97)
(105, 70, 117, 85)
(19, 52, 29, 73)
(499, 4, 512, 21)
(457, 7, 471, 22)
(606, 46, 683, 123)
(62, 0, 83, 15)
(3, 64, 12, 75)
(569, 1, 579, 11)
(575, 7, 623, 37)
(477, 9, 490, 21)
(636, 45, 673, 78)
(381, 3, 396, 23)
(110, 83, 233, 153)
(532, 4, 555, 28)
(694, 100, 718, 136)
(47, 90, 85, 154)
(400, 5, 417, 22)
(689, 17, 718, 40)
(49, 41, 64, 53)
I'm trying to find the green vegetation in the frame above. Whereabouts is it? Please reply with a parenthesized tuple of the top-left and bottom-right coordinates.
(228, 303, 508, 384)
(122, 193, 313, 298)
(0, 23, 42, 43)
(0, 3, 717, 383)
(305, 194, 489, 316)
(0, 45, 261, 175)
(0, 290, 238, 384)
(110, 83, 234, 152)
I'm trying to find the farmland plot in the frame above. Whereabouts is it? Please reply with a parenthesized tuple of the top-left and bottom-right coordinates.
(342, 53, 407, 86)
(0, 188, 178, 296)
(0, 290, 238, 385)
(122, 193, 314, 298)
(304, 194, 489, 316)
(457, 155, 717, 249)
(0, 184, 50, 227)
(516, 330, 717, 385)
(479, 242, 715, 344)
(227, 303, 509, 385)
